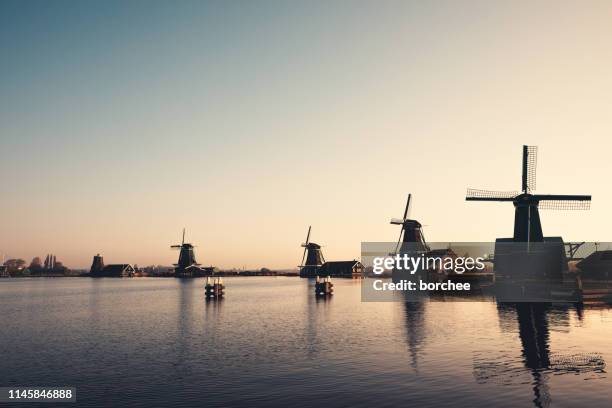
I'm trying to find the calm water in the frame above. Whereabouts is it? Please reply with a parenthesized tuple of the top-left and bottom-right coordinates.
(1, 277, 611, 408)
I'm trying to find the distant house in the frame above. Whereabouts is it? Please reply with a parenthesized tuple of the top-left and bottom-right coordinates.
(319, 260, 364, 278)
(175, 265, 215, 278)
(427, 248, 458, 274)
(96, 264, 135, 278)
(577, 250, 612, 279)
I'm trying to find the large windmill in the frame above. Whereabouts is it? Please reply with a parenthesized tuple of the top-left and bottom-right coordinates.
(466, 146, 591, 242)
(466, 145, 591, 279)
(390, 194, 430, 254)
(299, 226, 325, 277)
(171, 228, 201, 277)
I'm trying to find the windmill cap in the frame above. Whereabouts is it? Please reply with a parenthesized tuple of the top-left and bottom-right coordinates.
(302, 242, 321, 249)
(403, 219, 423, 228)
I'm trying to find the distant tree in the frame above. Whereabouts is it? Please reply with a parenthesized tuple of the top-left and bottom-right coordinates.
(30, 257, 42, 269)
(4, 258, 26, 271)
(260, 267, 271, 273)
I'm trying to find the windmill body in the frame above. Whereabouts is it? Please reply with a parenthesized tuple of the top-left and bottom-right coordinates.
(304, 243, 324, 267)
(175, 243, 199, 270)
(89, 254, 105, 276)
(466, 146, 591, 281)
(172, 229, 210, 277)
(390, 194, 430, 255)
(299, 226, 325, 277)
(390, 194, 434, 284)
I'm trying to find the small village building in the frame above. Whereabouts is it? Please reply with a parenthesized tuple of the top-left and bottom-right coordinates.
(576, 250, 612, 279)
(98, 264, 135, 277)
(319, 260, 364, 278)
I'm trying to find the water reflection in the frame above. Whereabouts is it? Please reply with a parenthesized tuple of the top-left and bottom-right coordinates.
(515, 303, 552, 408)
(304, 278, 332, 358)
(176, 279, 196, 380)
(5, 278, 612, 407)
(402, 301, 426, 372)
(473, 303, 606, 408)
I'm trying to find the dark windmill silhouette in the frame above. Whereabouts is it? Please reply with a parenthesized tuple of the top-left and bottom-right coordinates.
(466, 146, 591, 281)
(171, 228, 202, 277)
(390, 194, 430, 254)
(299, 226, 325, 278)
(466, 146, 591, 243)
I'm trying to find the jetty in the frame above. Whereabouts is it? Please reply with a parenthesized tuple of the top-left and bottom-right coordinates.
(205, 277, 225, 299)
(315, 276, 333, 296)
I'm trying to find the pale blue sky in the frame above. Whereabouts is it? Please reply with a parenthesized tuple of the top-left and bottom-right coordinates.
(2, 1, 612, 268)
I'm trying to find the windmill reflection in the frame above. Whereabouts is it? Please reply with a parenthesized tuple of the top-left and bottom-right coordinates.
(515, 303, 552, 408)
(401, 301, 426, 372)
(475, 303, 605, 408)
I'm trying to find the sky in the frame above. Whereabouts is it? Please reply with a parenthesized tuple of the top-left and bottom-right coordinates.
(2, 0, 612, 269)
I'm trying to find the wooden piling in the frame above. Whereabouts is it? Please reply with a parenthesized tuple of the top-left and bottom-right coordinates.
(205, 277, 225, 299)
(315, 275, 333, 296)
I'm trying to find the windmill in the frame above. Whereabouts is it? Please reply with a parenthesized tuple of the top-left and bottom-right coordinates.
(390, 194, 430, 254)
(171, 228, 201, 276)
(299, 226, 325, 277)
(466, 146, 591, 243)
(466, 145, 591, 281)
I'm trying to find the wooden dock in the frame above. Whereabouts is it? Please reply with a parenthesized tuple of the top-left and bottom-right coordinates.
(205, 277, 225, 299)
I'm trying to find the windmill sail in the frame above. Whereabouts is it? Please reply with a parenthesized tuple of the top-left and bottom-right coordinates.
(539, 199, 591, 210)
(466, 189, 518, 201)
(522, 145, 538, 193)
(300, 226, 311, 267)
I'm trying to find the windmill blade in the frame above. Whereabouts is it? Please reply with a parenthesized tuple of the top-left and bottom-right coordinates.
(403, 193, 412, 220)
(539, 199, 591, 210)
(466, 188, 517, 201)
(390, 218, 404, 225)
(532, 194, 591, 201)
(300, 226, 311, 266)
(394, 226, 404, 255)
(525, 145, 537, 193)
(300, 246, 307, 267)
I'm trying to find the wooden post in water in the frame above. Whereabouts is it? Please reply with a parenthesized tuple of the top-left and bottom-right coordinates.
(315, 275, 333, 296)
(205, 277, 225, 299)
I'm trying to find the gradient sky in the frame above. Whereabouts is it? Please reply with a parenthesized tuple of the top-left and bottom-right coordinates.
(2, 0, 612, 269)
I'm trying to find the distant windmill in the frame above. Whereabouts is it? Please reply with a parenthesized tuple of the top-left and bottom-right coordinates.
(390, 194, 430, 254)
(299, 226, 325, 277)
(466, 146, 591, 243)
(171, 228, 200, 276)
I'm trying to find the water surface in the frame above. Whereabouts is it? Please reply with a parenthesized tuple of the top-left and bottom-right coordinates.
(1, 277, 610, 407)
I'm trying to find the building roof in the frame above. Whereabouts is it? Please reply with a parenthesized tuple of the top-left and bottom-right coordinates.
(320, 260, 362, 274)
(102, 264, 134, 272)
(577, 250, 612, 268)
(428, 248, 458, 257)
